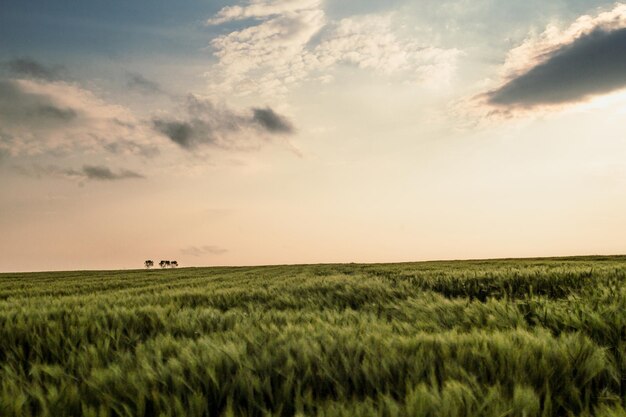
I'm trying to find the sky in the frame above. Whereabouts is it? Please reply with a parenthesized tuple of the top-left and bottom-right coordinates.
(1, 0, 626, 272)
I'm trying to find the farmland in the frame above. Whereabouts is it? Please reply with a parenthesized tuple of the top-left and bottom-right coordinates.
(1, 256, 626, 417)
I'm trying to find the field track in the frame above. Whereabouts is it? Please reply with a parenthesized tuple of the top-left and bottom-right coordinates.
(1, 256, 626, 416)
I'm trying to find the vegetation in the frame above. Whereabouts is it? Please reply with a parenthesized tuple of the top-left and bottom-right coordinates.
(1, 256, 626, 417)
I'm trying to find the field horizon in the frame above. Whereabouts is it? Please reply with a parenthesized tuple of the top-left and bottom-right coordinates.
(3, 253, 625, 275)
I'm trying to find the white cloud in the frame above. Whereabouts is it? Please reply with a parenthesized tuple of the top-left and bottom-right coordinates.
(315, 15, 460, 86)
(207, 0, 323, 25)
(0, 78, 157, 157)
(206, 1, 460, 98)
(208, 4, 326, 97)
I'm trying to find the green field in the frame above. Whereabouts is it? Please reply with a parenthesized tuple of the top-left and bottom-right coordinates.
(1, 256, 626, 417)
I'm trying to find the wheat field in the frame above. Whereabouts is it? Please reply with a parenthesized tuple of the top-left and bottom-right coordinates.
(1, 256, 626, 416)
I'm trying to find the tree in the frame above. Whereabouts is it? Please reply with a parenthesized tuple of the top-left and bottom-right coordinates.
(145, 260, 154, 269)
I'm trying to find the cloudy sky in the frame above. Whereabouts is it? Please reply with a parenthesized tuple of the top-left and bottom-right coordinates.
(1, 0, 626, 271)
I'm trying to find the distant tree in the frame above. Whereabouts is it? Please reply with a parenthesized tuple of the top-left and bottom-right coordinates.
(171, 261, 178, 268)
(144, 260, 154, 269)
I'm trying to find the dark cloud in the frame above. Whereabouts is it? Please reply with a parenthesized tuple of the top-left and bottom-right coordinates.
(126, 72, 163, 95)
(252, 107, 294, 133)
(103, 139, 160, 158)
(5, 58, 61, 81)
(11, 164, 64, 179)
(0, 80, 77, 127)
(0, 132, 15, 165)
(486, 27, 626, 108)
(36, 105, 77, 121)
(153, 120, 195, 148)
(152, 96, 233, 149)
(112, 118, 136, 129)
(181, 245, 228, 256)
(14, 164, 144, 181)
(81, 165, 144, 181)
(0, 131, 13, 145)
(152, 95, 295, 150)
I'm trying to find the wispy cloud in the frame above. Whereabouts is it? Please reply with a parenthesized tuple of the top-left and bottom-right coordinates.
(181, 245, 228, 256)
(103, 139, 160, 158)
(4, 57, 63, 81)
(125, 72, 163, 95)
(315, 14, 460, 86)
(0, 56, 301, 165)
(0, 80, 77, 128)
(0, 76, 156, 157)
(206, 1, 460, 97)
(79, 165, 144, 181)
(13, 164, 144, 182)
(207, 0, 321, 25)
(208, 0, 325, 97)
(482, 4, 626, 111)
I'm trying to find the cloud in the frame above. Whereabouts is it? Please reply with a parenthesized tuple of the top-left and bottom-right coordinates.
(181, 245, 228, 256)
(0, 77, 157, 157)
(4, 58, 62, 81)
(206, 2, 460, 97)
(13, 164, 144, 181)
(483, 4, 626, 110)
(80, 165, 144, 180)
(152, 95, 295, 150)
(103, 139, 160, 158)
(0, 59, 296, 164)
(153, 120, 195, 148)
(208, 1, 325, 97)
(207, 0, 322, 25)
(38, 105, 77, 121)
(315, 15, 460, 85)
(252, 107, 294, 133)
(0, 80, 77, 128)
(125, 72, 163, 95)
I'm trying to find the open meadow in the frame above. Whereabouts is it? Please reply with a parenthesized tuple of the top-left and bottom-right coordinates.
(1, 256, 626, 417)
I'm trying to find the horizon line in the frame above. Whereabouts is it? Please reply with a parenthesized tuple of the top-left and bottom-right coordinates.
(2, 253, 624, 275)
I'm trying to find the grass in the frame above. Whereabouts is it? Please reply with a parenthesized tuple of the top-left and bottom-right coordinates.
(1, 256, 626, 416)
